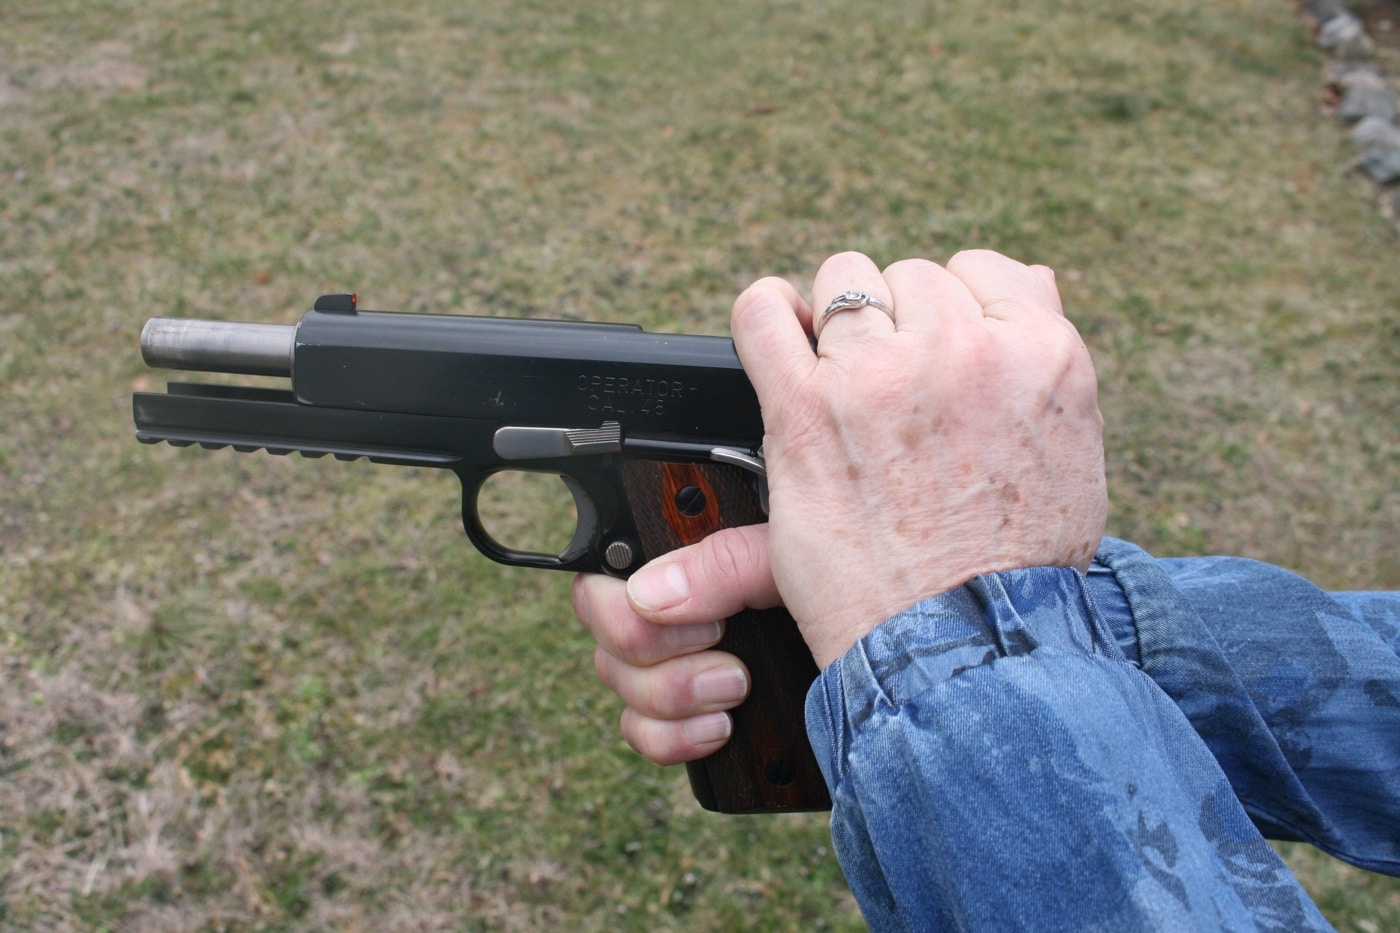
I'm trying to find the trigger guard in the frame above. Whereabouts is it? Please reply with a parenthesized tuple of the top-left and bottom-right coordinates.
(557, 473, 598, 562)
(460, 469, 599, 570)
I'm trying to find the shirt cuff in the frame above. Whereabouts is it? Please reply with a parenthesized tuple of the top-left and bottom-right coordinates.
(804, 565, 1125, 791)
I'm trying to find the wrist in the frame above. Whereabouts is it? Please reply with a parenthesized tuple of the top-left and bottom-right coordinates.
(815, 564, 1103, 674)
(800, 560, 1100, 671)
(795, 568, 982, 669)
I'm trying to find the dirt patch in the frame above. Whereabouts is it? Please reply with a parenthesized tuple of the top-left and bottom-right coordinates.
(33, 40, 146, 93)
(1354, 0, 1400, 51)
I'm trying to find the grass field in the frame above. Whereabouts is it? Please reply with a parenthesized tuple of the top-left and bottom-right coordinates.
(1, 0, 1397, 928)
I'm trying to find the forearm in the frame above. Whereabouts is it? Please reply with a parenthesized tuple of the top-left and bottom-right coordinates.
(1090, 539, 1400, 875)
(806, 568, 1330, 931)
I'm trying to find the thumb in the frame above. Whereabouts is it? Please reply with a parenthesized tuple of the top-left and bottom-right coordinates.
(626, 525, 781, 624)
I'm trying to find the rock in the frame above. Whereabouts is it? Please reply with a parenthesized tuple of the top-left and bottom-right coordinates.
(1336, 69, 1398, 123)
(1301, 0, 1350, 22)
(1329, 61, 1382, 84)
(1352, 116, 1400, 183)
(1317, 13, 1375, 59)
(1353, 115, 1400, 147)
(1362, 148, 1400, 183)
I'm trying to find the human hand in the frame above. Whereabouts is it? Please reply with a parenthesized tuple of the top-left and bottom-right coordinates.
(573, 248, 1108, 765)
(572, 525, 778, 765)
(734, 249, 1107, 666)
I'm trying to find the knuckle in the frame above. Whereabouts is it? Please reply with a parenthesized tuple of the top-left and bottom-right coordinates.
(730, 279, 789, 328)
(696, 528, 762, 594)
(608, 615, 654, 663)
(882, 256, 935, 279)
(618, 708, 655, 757)
(946, 247, 998, 270)
(620, 708, 686, 766)
(637, 664, 694, 719)
(824, 249, 874, 270)
(570, 573, 599, 630)
(601, 651, 698, 720)
(592, 644, 618, 689)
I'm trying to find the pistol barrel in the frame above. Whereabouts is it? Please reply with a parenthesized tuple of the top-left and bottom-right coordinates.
(141, 318, 295, 377)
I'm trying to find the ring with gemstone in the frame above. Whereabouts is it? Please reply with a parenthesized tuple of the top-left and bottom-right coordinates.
(817, 289, 895, 336)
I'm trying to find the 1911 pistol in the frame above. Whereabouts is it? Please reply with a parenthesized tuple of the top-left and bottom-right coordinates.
(132, 293, 830, 814)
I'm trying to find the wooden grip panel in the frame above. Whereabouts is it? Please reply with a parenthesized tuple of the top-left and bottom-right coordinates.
(621, 460, 831, 813)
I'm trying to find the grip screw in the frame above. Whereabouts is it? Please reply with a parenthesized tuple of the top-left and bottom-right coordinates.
(764, 758, 797, 787)
(604, 540, 635, 571)
(674, 485, 708, 517)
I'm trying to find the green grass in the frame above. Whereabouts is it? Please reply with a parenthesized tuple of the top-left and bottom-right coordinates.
(1, 0, 1397, 928)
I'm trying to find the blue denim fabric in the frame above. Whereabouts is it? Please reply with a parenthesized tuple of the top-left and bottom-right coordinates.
(1090, 539, 1400, 876)
(804, 541, 1399, 931)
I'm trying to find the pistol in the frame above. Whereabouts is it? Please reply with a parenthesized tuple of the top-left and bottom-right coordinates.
(132, 293, 830, 814)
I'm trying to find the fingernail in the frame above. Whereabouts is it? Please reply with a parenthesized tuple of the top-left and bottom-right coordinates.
(692, 666, 749, 705)
(673, 621, 724, 650)
(682, 712, 732, 746)
(627, 561, 689, 612)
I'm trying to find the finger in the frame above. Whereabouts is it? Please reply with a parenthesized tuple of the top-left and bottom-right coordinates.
(749, 274, 816, 335)
(1029, 264, 1064, 316)
(573, 573, 724, 666)
(945, 249, 1064, 321)
(730, 277, 819, 412)
(625, 525, 782, 624)
(880, 257, 986, 334)
(620, 707, 733, 766)
(595, 646, 750, 719)
(810, 251, 896, 345)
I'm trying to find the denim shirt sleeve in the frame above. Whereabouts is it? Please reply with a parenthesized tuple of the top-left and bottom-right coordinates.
(1089, 538, 1400, 876)
(805, 567, 1332, 932)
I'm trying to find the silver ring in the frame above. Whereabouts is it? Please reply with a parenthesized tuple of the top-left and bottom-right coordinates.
(817, 289, 894, 336)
